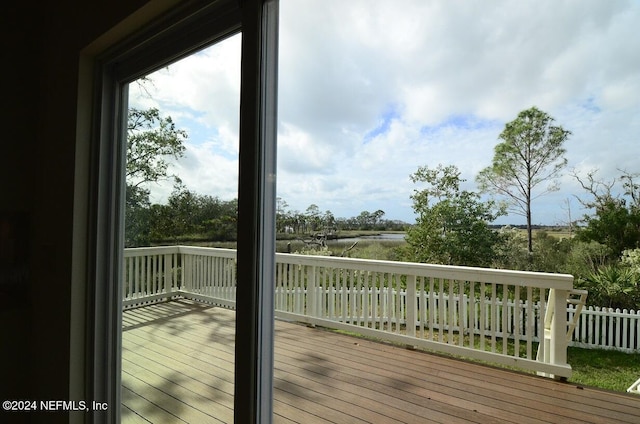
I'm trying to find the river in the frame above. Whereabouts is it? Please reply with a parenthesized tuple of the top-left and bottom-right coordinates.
(330, 233, 407, 244)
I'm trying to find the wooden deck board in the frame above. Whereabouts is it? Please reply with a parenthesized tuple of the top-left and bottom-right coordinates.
(275, 326, 632, 424)
(121, 299, 640, 423)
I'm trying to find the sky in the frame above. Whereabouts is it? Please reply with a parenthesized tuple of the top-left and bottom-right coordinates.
(128, 0, 640, 226)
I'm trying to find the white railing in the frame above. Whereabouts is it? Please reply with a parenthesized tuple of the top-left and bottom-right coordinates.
(123, 246, 183, 308)
(123, 246, 575, 378)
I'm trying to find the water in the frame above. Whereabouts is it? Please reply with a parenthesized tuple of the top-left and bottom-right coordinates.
(331, 233, 406, 244)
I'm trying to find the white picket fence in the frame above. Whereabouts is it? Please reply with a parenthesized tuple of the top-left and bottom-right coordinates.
(570, 305, 640, 352)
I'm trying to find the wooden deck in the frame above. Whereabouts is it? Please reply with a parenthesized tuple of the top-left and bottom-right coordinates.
(121, 299, 640, 423)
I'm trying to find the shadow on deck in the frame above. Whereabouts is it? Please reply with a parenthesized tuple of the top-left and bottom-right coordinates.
(121, 299, 640, 423)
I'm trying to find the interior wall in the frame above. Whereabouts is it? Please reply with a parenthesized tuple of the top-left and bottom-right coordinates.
(0, 1, 165, 421)
(1, 2, 41, 405)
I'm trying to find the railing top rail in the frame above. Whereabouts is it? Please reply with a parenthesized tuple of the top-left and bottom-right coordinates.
(124, 246, 182, 257)
(123, 246, 573, 290)
(177, 245, 237, 258)
(124, 245, 237, 258)
(275, 252, 574, 290)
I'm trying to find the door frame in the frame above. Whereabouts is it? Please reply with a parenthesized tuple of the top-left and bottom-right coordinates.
(80, 1, 278, 422)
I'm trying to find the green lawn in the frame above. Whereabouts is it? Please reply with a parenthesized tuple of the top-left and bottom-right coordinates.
(568, 347, 640, 393)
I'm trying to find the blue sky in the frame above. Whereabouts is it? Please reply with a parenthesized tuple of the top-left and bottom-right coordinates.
(129, 0, 640, 225)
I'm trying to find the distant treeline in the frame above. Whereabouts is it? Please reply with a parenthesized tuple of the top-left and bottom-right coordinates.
(126, 187, 409, 247)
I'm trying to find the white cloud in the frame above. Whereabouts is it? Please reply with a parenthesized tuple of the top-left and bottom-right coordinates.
(145, 140, 239, 205)
(130, 0, 640, 225)
(130, 34, 241, 139)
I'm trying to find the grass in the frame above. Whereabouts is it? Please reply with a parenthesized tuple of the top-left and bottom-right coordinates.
(568, 347, 640, 392)
(532, 227, 575, 239)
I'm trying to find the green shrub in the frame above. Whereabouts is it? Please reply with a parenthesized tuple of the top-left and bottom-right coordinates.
(621, 248, 640, 273)
(577, 264, 639, 309)
(563, 241, 611, 278)
(491, 226, 530, 270)
(531, 231, 572, 273)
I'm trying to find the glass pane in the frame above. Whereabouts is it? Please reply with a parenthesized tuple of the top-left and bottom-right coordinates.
(122, 33, 241, 422)
(272, 1, 640, 421)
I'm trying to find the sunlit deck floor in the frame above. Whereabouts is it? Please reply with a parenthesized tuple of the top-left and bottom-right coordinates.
(121, 299, 640, 424)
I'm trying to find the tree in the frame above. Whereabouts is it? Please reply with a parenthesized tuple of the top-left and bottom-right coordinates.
(125, 185, 152, 247)
(371, 209, 385, 229)
(124, 107, 188, 247)
(322, 210, 336, 232)
(203, 198, 238, 241)
(404, 164, 505, 267)
(305, 204, 322, 232)
(145, 181, 239, 243)
(477, 106, 570, 254)
(127, 107, 187, 186)
(573, 169, 640, 257)
(276, 197, 290, 233)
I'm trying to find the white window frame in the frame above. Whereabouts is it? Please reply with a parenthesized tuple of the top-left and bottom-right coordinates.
(83, 1, 278, 422)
